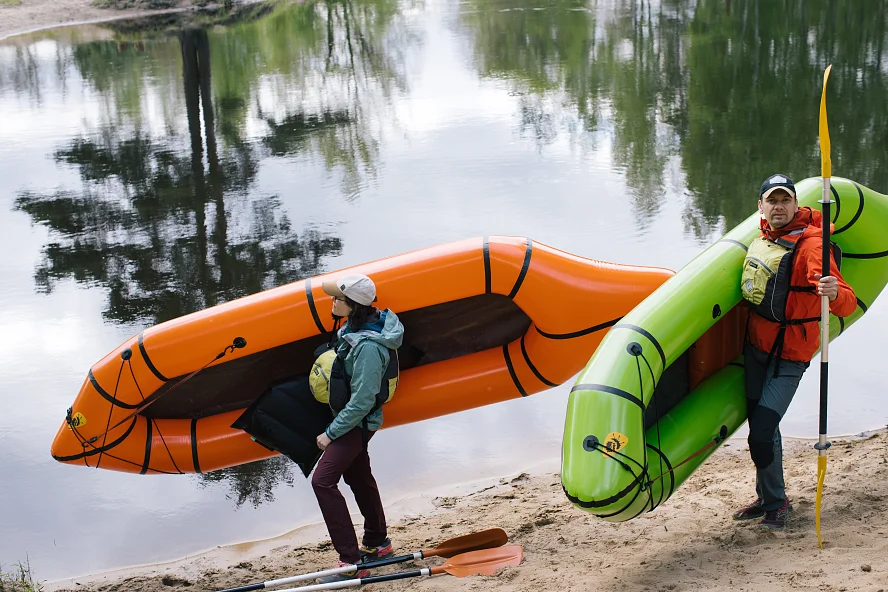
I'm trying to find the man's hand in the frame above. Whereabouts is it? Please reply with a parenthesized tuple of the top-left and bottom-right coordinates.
(317, 432, 332, 450)
(814, 274, 839, 301)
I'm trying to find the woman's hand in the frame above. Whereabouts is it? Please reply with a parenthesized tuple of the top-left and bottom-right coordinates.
(317, 432, 332, 450)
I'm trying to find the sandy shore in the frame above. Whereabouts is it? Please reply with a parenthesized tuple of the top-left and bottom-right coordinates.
(47, 430, 888, 592)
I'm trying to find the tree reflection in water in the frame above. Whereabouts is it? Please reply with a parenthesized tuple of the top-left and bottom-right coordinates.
(458, 0, 888, 238)
(10, 0, 888, 506)
(12, 0, 414, 506)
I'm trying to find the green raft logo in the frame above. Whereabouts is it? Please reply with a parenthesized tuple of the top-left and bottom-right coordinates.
(603, 432, 628, 455)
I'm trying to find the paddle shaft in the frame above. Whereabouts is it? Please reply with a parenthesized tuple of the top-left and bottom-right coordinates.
(215, 528, 509, 592)
(818, 178, 831, 451)
(218, 552, 426, 592)
(271, 566, 444, 592)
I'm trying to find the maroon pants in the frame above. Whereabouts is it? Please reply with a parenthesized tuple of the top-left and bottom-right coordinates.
(311, 428, 387, 564)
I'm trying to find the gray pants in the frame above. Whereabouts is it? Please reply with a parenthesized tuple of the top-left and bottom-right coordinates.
(743, 341, 809, 511)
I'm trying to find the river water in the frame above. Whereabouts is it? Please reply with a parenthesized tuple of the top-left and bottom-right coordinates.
(1, 0, 886, 582)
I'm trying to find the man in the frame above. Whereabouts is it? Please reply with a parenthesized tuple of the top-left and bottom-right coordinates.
(733, 174, 856, 529)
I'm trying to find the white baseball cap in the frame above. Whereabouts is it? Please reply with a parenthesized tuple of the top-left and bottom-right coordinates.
(322, 273, 377, 306)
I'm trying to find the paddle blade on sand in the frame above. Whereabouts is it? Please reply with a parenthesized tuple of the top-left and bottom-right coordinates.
(427, 528, 508, 558)
(432, 545, 524, 577)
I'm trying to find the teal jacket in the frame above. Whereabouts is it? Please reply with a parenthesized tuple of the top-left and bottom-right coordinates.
(325, 309, 404, 440)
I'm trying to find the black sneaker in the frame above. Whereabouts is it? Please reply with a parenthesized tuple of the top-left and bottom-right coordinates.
(732, 497, 765, 521)
(760, 498, 791, 530)
(359, 538, 393, 563)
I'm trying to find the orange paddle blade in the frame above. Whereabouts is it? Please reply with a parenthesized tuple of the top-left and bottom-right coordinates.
(431, 545, 523, 577)
(424, 528, 508, 558)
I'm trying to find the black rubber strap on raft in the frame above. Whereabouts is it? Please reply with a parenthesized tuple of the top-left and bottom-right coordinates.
(717, 238, 749, 251)
(191, 419, 201, 474)
(138, 332, 169, 382)
(645, 443, 676, 503)
(306, 278, 326, 334)
(140, 417, 152, 475)
(52, 417, 138, 462)
(482, 236, 491, 294)
(502, 345, 528, 397)
(535, 317, 620, 340)
(89, 370, 139, 409)
(594, 479, 646, 519)
(613, 324, 666, 368)
(843, 248, 888, 260)
(563, 465, 647, 509)
(857, 297, 869, 313)
(570, 383, 643, 410)
(831, 183, 841, 224)
(520, 334, 558, 387)
(833, 182, 863, 235)
(508, 238, 532, 299)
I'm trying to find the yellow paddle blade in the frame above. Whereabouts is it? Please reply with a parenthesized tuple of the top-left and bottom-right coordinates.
(819, 65, 832, 179)
(815, 455, 827, 549)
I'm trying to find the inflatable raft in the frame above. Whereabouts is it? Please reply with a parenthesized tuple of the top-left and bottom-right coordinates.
(562, 177, 888, 521)
(51, 236, 672, 474)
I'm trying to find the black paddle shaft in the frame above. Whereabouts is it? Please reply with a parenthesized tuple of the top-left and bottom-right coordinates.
(819, 196, 831, 436)
(221, 583, 263, 592)
(217, 552, 420, 592)
(360, 568, 426, 584)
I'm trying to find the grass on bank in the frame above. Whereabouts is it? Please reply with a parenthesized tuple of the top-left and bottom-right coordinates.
(0, 559, 43, 592)
(0, 0, 24, 6)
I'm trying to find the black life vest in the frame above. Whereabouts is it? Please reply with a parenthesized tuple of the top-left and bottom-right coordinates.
(741, 229, 842, 370)
(328, 343, 399, 414)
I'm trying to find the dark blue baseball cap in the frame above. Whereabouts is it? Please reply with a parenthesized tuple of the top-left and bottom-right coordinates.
(760, 174, 796, 199)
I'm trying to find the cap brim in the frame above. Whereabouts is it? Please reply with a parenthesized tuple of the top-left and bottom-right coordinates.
(761, 186, 796, 199)
(321, 280, 346, 299)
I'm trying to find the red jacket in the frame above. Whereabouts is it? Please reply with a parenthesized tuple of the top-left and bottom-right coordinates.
(748, 207, 857, 362)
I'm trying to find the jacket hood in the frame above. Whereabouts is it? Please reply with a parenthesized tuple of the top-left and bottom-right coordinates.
(340, 308, 404, 350)
(762, 206, 834, 241)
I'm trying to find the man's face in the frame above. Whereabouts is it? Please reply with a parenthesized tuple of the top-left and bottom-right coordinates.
(759, 189, 798, 229)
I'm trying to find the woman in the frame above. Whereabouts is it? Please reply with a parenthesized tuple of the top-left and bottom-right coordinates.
(313, 273, 404, 583)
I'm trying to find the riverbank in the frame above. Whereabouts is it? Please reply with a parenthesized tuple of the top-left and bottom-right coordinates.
(46, 430, 888, 592)
(0, 0, 218, 41)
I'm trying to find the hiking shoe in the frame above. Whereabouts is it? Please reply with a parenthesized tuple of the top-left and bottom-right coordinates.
(760, 498, 792, 530)
(732, 497, 765, 521)
(315, 561, 370, 585)
(359, 538, 394, 563)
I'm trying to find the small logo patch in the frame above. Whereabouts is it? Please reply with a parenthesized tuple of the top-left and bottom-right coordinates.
(744, 279, 754, 292)
(603, 432, 628, 455)
(68, 412, 87, 429)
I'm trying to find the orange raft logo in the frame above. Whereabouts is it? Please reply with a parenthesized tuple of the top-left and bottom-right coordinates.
(603, 432, 628, 456)
(67, 412, 87, 429)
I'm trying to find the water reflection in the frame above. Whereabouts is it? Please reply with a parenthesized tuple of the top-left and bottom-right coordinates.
(10, 0, 418, 505)
(199, 457, 296, 509)
(458, 0, 888, 237)
(3, 1, 888, 575)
